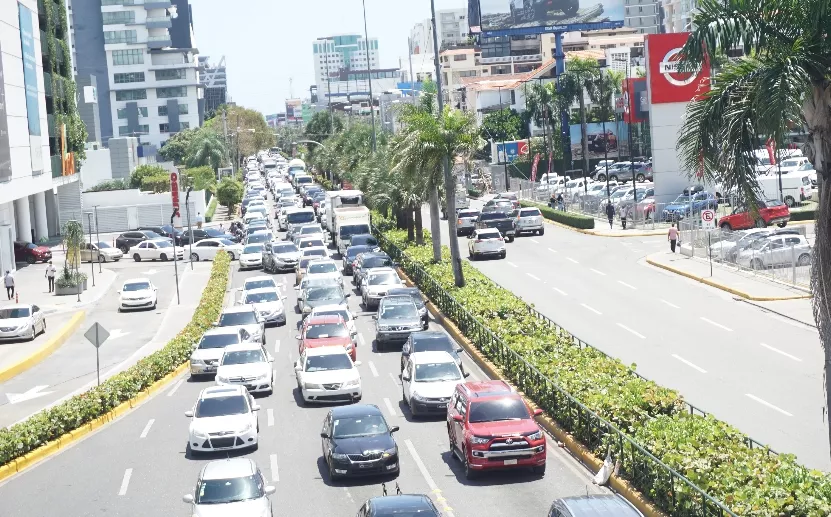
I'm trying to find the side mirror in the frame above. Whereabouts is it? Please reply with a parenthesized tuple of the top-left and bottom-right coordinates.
(252, 404, 261, 411)
(293, 285, 299, 290)
(372, 315, 378, 320)
(352, 314, 358, 320)
(294, 362, 301, 371)
(452, 414, 464, 423)
(345, 293, 351, 297)
(294, 335, 301, 340)
(182, 494, 194, 504)
(455, 347, 463, 353)
(264, 486, 276, 496)
(463, 371, 471, 378)
(533, 408, 543, 416)
(184, 410, 194, 418)
(390, 425, 400, 433)
(320, 432, 329, 439)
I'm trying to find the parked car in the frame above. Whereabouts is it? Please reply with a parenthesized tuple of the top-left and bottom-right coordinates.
(129, 238, 183, 262)
(13, 241, 52, 264)
(179, 228, 212, 245)
(467, 228, 506, 260)
(0, 304, 45, 341)
(735, 234, 812, 269)
(718, 199, 790, 231)
(189, 238, 242, 262)
(80, 242, 122, 263)
(661, 191, 719, 221)
(319, 405, 400, 480)
(114, 231, 162, 254)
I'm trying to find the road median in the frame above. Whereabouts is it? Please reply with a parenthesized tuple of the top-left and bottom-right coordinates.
(0, 311, 85, 384)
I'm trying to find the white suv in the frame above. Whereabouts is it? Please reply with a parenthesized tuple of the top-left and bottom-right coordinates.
(185, 386, 260, 454)
(467, 228, 506, 260)
(514, 207, 544, 236)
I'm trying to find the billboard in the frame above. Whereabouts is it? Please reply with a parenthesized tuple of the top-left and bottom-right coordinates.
(569, 121, 631, 160)
(494, 140, 529, 163)
(619, 77, 648, 123)
(645, 33, 711, 105)
(472, 0, 624, 37)
(285, 99, 302, 121)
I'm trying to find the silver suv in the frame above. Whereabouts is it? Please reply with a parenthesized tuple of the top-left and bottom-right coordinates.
(514, 207, 544, 236)
(456, 209, 480, 236)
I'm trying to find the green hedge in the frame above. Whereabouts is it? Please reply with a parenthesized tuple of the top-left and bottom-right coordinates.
(790, 209, 816, 222)
(520, 200, 595, 230)
(0, 253, 230, 467)
(467, 188, 481, 199)
(204, 196, 218, 223)
(375, 214, 831, 516)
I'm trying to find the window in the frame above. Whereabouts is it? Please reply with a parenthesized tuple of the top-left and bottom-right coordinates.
(181, 121, 190, 129)
(453, 54, 467, 61)
(156, 86, 187, 98)
(115, 89, 147, 101)
(102, 11, 135, 24)
(118, 124, 149, 136)
(154, 68, 186, 81)
(158, 104, 188, 116)
(116, 107, 148, 118)
(112, 49, 143, 66)
(113, 71, 144, 83)
(159, 123, 169, 133)
(104, 30, 137, 44)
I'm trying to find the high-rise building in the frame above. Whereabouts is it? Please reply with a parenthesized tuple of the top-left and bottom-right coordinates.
(661, 0, 696, 33)
(410, 8, 468, 54)
(199, 55, 227, 116)
(69, 0, 202, 152)
(313, 34, 380, 89)
(624, 0, 662, 34)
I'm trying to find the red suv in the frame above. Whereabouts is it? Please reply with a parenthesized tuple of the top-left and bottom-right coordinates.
(296, 315, 356, 361)
(718, 199, 790, 231)
(447, 380, 546, 479)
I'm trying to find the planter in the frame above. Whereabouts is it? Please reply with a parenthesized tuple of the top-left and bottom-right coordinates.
(83, 279, 88, 291)
(55, 284, 83, 296)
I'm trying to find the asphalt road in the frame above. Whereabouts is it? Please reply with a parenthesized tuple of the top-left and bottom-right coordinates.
(0, 208, 607, 517)
(0, 258, 212, 427)
(435, 201, 826, 469)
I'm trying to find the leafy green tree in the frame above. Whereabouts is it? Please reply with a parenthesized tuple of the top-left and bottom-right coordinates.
(182, 166, 217, 193)
(140, 174, 170, 193)
(158, 128, 198, 164)
(186, 129, 226, 170)
(215, 177, 243, 213)
(480, 108, 525, 143)
(305, 111, 344, 144)
(204, 105, 273, 162)
(675, 0, 831, 454)
(129, 164, 167, 189)
(84, 178, 130, 192)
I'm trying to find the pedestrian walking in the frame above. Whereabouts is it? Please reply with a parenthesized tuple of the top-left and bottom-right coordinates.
(668, 223, 679, 253)
(45, 261, 56, 293)
(196, 212, 204, 229)
(556, 193, 565, 211)
(621, 204, 628, 230)
(3, 270, 14, 300)
(605, 202, 615, 229)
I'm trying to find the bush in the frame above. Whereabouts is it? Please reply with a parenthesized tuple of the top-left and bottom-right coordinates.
(0, 253, 230, 468)
(790, 209, 816, 222)
(374, 213, 831, 516)
(84, 179, 130, 192)
(467, 187, 481, 199)
(129, 164, 167, 189)
(204, 196, 218, 223)
(216, 178, 243, 214)
(140, 174, 171, 193)
(520, 200, 595, 229)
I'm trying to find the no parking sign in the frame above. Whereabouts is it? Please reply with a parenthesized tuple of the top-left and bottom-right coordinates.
(701, 209, 716, 229)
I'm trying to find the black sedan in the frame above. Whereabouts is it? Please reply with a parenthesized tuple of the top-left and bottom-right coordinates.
(357, 491, 441, 517)
(342, 244, 375, 275)
(320, 405, 400, 481)
(203, 227, 240, 243)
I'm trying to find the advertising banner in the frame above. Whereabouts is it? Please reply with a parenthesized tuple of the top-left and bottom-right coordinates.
(530, 153, 541, 182)
(621, 78, 647, 123)
(645, 32, 711, 105)
(18, 3, 42, 175)
(569, 121, 630, 160)
(496, 141, 519, 163)
(473, 0, 625, 37)
(0, 39, 11, 183)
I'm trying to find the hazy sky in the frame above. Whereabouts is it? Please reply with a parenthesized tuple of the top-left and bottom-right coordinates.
(192, 0, 467, 115)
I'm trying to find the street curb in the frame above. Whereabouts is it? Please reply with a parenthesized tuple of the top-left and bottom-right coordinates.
(396, 268, 667, 517)
(0, 361, 188, 484)
(0, 311, 85, 384)
(646, 258, 812, 301)
(541, 216, 665, 238)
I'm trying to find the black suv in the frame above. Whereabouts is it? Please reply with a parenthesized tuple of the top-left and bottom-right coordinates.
(137, 225, 182, 245)
(180, 228, 211, 245)
(115, 230, 165, 253)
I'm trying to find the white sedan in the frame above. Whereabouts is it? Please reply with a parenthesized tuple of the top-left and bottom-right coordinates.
(129, 238, 183, 262)
(118, 278, 158, 311)
(0, 304, 46, 341)
(216, 343, 275, 395)
(239, 243, 265, 270)
(189, 238, 243, 262)
(294, 346, 362, 404)
(185, 385, 260, 454)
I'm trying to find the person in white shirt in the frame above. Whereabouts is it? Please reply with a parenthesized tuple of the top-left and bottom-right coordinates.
(196, 212, 204, 229)
(45, 261, 57, 293)
(4, 270, 14, 300)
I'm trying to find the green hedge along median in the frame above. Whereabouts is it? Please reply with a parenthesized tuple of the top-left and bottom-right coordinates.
(519, 200, 595, 230)
(374, 213, 830, 516)
(0, 252, 230, 467)
(204, 196, 218, 223)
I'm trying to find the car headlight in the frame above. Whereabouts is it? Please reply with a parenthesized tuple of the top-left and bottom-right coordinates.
(470, 436, 490, 445)
(304, 382, 323, 390)
(256, 372, 270, 380)
(331, 452, 349, 461)
(343, 378, 360, 387)
(527, 430, 543, 441)
(383, 447, 397, 458)
(191, 428, 208, 439)
(344, 342, 353, 351)
(190, 358, 205, 365)
(239, 422, 253, 433)
(411, 392, 426, 401)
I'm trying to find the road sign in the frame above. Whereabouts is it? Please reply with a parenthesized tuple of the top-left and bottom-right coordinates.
(84, 322, 110, 349)
(701, 209, 716, 229)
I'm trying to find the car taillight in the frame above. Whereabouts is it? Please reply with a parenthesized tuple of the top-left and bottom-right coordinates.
(457, 219, 463, 225)
(498, 237, 504, 241)
(475, 239, 483, 243)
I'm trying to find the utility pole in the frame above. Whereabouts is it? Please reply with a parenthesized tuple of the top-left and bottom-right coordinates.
(236, 114, 241, 169)
(498, 86, 509, 192)
(408, 37, 416, 105)
(361, 0, 377, 152)
(221, 109, 232, 170)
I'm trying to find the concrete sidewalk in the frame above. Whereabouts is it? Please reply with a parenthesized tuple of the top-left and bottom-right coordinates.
(0, 264, 117, 315)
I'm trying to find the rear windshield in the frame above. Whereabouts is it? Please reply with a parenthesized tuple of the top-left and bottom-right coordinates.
(519, 208, 541, 217)
(478, 212, 508, 221)
(458, 210, 479, 218)
(218, 311, 258, 327)
(287, 212, 315, 224)
(340, 224, 371, 238)
(362, 256, 392, 269)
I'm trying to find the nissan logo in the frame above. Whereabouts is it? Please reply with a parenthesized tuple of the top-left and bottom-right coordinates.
(659, 47, 701, 87)
(505, 438, 514, 445)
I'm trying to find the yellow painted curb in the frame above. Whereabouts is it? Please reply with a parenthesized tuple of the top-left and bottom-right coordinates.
(0, 361, 189, 484)
(0, 311, 86, 383)
(646, 258, 812, 301)
(397, 268, 668, 517)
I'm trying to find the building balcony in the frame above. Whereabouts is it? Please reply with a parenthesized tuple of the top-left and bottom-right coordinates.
(479, 54, 542, 65)
(147, 35, 171, 49)
(143, 0, 171, 8)
(145, 16, 172, 28)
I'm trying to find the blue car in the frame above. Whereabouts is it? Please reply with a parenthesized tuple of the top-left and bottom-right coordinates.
(662, 191, 718, 221)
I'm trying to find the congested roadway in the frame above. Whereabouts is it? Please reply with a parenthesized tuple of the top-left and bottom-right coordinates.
(0, 180, 607, 517)
(434, 200, 825, 469)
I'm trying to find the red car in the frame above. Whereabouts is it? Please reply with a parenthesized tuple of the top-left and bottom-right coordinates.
(447, 380, 546, 479)
(14, 241, 52, 264)
(297, 314, 356, 361)
(718, 199, 790, 231)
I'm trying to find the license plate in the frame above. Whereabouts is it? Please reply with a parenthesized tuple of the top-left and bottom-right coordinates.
(504, 459, 518, 466)
(359, 463, 372, 468)
(205, 366, 216, 371)
(436, 403, 447, 408)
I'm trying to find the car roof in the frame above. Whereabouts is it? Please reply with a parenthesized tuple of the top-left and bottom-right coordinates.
(410, 350, 457, 364)
(304, 345, 351, 357)
(200, 458, 256, 481)
(308, 258, 338, 266)
(381, 295, 416, 307)
(199, 385, 247, 399)
(411, 331, 450, 343)
(557, 495, 643, 516)
(221, 305, 257, 314)
(387, 287, 420, 296)
(123, 278, 152, 285)
(370, 494, 436, 512)
(367, 267, 396, 275)
(461, 380, 514, 398)
(222, 342, 264, 353)
(330, 403, 382, 419)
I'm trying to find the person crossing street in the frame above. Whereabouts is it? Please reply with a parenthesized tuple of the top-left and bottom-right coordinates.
(45, 261, 56, 293)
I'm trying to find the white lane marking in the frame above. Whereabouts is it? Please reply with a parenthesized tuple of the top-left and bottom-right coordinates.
(167, 379, 184, 397)
(547, 247, 558, 254)
(672, 354, 707, 373)
(617, 323, 646, 339)
(589, 268, 606, 276)
(630, 248, 643, 253)
(506, 261, 518, 268)
(368, 361, 379, 377)
(274, 339, 280, 353)
(617, 280, 636, 290)
(358, 333, 366, 347)
(580, 303, 602, 315)
(528, 238, 539, 244)
(405, 439, 455, 516)
(139, 419, 155, 438)
(270, 453, 279, 481)
(661, 299, 680, 309)
(389, 372, 401, 387)
(383, 397, 398, 417)
(342, 487, 355, 503)
(746, 393, 793, 417)
(566, 257, 579, 264)
(759, 342, 802, 362)
(552, 287, 567, 296)
(288, 351, 293, 362)
(118, 468, 133, 496)
(701, 317, 732, 331)
(527, 273, 541, 281)
(267, 408, 275, 427)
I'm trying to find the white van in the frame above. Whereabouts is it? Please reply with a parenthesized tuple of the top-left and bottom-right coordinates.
(757, 174, 813, 207)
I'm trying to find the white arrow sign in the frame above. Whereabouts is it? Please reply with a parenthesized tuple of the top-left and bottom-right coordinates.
(7, 385, 54, 404)
(107, 329, 130, 341)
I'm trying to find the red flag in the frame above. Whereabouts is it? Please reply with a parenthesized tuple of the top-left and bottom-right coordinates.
(530, 153, 541, 182)
(765, 138, 776, 166)
(547, 152, 553, 176)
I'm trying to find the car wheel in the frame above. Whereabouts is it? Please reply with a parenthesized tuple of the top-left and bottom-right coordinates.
(133, 254, 141, 262)
(784, 196, 796, 208)
(41, 319, 46, 333)
(448, 425, 457, 458)
(751, 258, 765, 270)
(190, 253, 199, 262)
(798, 254, 811, 266)
(499, 251, 506, 259)
(720, 223, 732, 232)
(402, 387, 406, 403)
(636, 173, 645, 182)
(408, 399, 417, 418)
(28, 326, 36, 341)
(98, 254, 106, 263)
(538, 227, 544, 236)
(463, 448, 477, 479)
(754, 218, 767, 229)
(159, 253, 168, 262)
(120, 246, 129, 254)
(227, 251, 235, 260)
(532, 463, 547, 476)
(597, 174, 606, 182)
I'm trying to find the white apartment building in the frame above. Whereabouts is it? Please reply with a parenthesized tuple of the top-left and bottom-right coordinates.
(624, 0, 662, 34)
(662, 0, 697, 32)
(410, 8, 468, 55)
(101, 0, 201, 149)
(313, 34, 380, 96)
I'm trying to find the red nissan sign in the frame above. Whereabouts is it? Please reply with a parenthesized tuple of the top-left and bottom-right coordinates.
(517, 141, 529, 156)
(645, 33, 710, 104)
(170, 172, 180, 210)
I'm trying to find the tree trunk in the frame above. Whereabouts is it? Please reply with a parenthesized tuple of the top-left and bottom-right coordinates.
(579, 91, 590, 177)
(415, 205, 424, 245)
(395, 207, 405, 230)
(442, 157, 465, 287)
(429, 187, 442, 263)
(406, 208, 415, 242)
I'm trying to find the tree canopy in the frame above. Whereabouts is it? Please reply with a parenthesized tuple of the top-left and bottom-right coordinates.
(203, 104, 273, 160)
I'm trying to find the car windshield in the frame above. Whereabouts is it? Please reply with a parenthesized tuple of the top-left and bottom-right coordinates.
(519, 209, 541, 217)
(155, 241, 173, 248)
(198, 334, 240, 349)
(301, 226, 322, 235)
(381, 303, 417, 319)
(459, 211, 479, 218)
(143, 231, 163, 239)
(123, 282, 151, 292)
(362, 256, 392, 269)
(309, 263, 338, 274)
(221, 349, 265, 365)
(243, 244, 264, 254)
(245, 279, 276, 290)
(477, 231, 501, 240)
(414, 362, 461, 382)
(305, 353, 353, 372)
(479, 212, 507, 221)
(219, 311, 258, 326)
(673, 195, 691, 203)
(340, 224, 371, 238)
(195, 474, 264, 506)
(287, 212, 315, 224)
(300, 239, 324, 249)
(332, 415, 389, 438)
(305, 323, 349, 339)
(0, 308, 30, 318)
(468, 398, 531, 423)
(346, 246, 371, 260)
(217, 239, 234, 246)
(97, 242, 113, 249)
(369, 272, 398, 286)
(247, 234, 270, 244)
(272, 244, 298, 254)
(350, 235, 377, 246)
(195, 395, 249, 418)
(307, 287, 342, 301)
(204, 228, 224, 237)
(245, 291, 279, 303)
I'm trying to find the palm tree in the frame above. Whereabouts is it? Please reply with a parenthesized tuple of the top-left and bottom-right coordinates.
(524, 81, 559, 157)
(559, 57, 602, 176)
(186, 130, 226, 170)
(675, 0, 831, 455)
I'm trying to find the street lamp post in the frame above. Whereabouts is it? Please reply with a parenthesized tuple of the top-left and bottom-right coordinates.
(170, 210, 181, 305)
(85, 212, 95, 287)
(185, 186, 194, 270)
(94, 206, 102, 273)
(360, 0, 377, 153)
